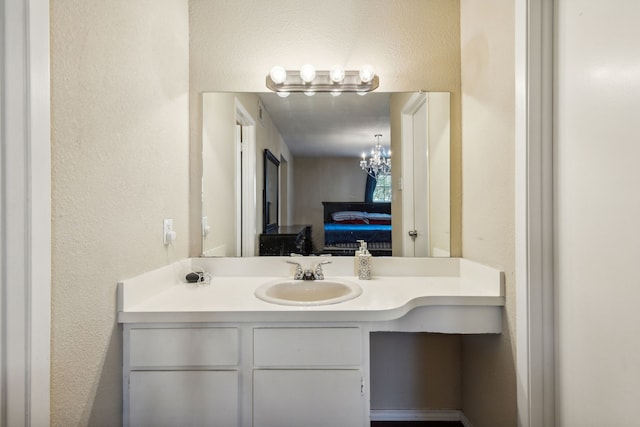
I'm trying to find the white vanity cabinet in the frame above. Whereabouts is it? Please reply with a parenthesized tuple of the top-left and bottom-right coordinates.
(123, 324, 369, 427)
(252, 327, 366, 427)
(119, 258, 505, 426)
(123, 326, 241, 427)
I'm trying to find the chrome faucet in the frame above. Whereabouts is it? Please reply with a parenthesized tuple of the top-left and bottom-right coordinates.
(286, 259, 332, 280)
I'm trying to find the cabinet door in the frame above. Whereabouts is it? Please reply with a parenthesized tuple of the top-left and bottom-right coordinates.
(129, 370, 238, 427)
(253, 369, 364, 427)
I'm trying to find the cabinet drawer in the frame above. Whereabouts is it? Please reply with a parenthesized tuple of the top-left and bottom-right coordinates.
(253, 370, 364, 427)
(129, 370, 238, 426)
(253, 327, 362, 367)
(129, 327, 238, 368)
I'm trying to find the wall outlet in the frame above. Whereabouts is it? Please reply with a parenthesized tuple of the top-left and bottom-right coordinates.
(163, 218, 176, 245)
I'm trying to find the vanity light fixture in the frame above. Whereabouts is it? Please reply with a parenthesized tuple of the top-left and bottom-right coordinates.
(360, 134, 391, 179)
(266, 64, 379, 97)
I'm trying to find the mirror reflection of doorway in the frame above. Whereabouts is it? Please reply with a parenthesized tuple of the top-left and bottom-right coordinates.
(401, 93, 451, 257)
(235, 100, 256, 257)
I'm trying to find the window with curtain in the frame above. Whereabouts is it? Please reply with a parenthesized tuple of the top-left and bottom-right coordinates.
(365, 174, 392, 202)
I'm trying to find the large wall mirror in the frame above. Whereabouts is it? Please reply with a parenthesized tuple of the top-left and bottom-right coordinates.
(200, 91, 451, 258)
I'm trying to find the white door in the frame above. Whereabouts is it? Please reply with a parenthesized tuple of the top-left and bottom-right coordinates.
(400, 93, 450, 257)
(235, 100, 256, 256)
(401, 94, 430, 256)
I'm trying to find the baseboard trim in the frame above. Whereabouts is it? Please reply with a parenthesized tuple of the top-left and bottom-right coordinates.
(370, 409, 474, 426)
(460, 412, 474, 427)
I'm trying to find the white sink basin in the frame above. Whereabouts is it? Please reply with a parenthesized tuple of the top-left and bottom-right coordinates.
(255, 278, 362, 306)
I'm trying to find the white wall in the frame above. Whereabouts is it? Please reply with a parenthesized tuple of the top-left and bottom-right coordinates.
(51, 1, 189, 425)
(460, 0, 516, 426)
(555, 1, 640, 424)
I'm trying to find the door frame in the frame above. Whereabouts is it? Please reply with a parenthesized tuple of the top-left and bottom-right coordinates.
(400, 92, 429, 256)
(0, 0, 51, 425)
(514, 1, 555, 426)
(235, 99, 256, 257)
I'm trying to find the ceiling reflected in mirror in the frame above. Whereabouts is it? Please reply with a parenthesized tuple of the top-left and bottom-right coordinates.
(258, 92, 391, 158)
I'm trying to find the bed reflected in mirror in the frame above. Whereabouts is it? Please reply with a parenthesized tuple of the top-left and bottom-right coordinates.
(321, 202, 392, 256)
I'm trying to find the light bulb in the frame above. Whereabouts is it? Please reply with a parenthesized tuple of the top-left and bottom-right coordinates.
(269, 66, 287, 84)
(330, 90, 342, 97)
(329, 65, 345, 83)
(359, 65, 374, 83)
(277, 91, 290, 98)
(299, 64, 316, 83)
(304, 90, 316, 97)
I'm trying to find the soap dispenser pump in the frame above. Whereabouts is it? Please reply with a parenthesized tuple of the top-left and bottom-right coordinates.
(356, 240, 372, 280)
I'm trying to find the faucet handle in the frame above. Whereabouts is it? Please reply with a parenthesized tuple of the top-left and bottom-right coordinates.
(286, 260, 304, 280)
(314, 260, 332, 280)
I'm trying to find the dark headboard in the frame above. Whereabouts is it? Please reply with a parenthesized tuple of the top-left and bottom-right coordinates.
(322, 201, 391, 223)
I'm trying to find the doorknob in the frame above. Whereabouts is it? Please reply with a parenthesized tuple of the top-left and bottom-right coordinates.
(408, 230, 418, 237)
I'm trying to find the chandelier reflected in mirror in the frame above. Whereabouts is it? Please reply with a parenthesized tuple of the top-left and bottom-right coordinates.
(360, 134, 391, 179)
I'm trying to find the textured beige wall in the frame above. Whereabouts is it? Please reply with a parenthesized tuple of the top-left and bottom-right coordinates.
(459, 0, 516, 426)
(50, 1, 189, 425)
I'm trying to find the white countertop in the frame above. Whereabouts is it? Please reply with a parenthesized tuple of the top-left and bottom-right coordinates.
(117, 257, 505, 329)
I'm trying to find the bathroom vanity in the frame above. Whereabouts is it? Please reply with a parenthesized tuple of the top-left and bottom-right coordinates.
(118, 257, 504, 427)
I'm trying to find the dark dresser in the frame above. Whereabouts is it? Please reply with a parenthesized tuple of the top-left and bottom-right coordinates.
(259, 225, 312, 256)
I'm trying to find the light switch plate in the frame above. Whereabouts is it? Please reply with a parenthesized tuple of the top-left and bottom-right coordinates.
(163, 218, 176, 245)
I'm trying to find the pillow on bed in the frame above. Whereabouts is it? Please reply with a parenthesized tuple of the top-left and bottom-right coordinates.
(361, 212, 391, 225)
(331, 211, 368, 223)
(333, 219, 369, 224)
(365, 212, 391, 221)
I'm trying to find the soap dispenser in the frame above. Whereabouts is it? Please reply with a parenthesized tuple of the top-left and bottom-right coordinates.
(353, 240, 362, 274)
(356, 240, 372, 280)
